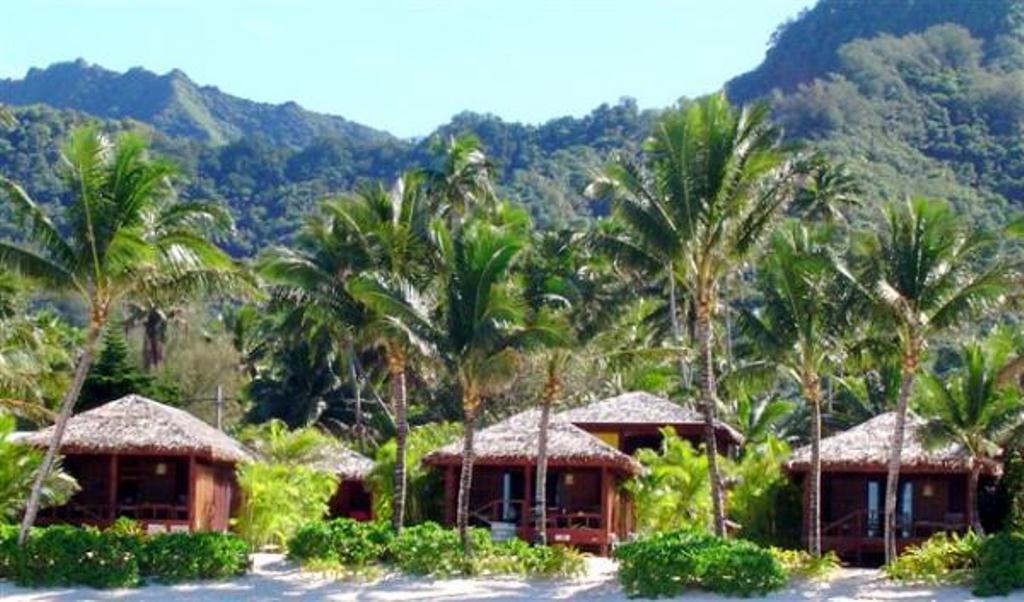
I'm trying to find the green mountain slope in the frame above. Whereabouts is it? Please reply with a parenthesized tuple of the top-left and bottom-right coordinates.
(0, 59, 395, 148)
(728, 0, 1024, 224)
(6, 0, 1024, 254)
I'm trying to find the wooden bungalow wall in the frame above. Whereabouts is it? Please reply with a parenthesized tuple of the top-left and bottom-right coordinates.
(192, 459, 235, 532)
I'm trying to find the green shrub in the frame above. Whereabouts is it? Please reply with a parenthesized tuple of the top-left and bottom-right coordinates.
(15, 525, 140, 588)
(287, 519, 393, 567)
(696, 539, 787, 596)
(0, 525, 248, 588)
(287, 520, 337, 563)
(974, 531, 1024, 596)
(885, 531, 982, 585)
(140, 532, 250, 583)
(390, 521, 482, 576)
(615, 530, 786, 598)
(0, 523, 18, 579)
(235, 461, 338, 549)
(770, 547, 840, 580)
(514, 541, 586, 579)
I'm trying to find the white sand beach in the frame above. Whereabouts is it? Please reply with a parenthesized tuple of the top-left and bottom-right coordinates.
(0, 554, 1005, 601)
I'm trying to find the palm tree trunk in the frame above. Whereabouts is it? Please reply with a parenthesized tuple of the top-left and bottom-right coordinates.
(143, 312, 161, 371)
(804, 374, 823, 557)
(535, 364, 561, 545)
(695, 296, 726, 537)
(456, 393, 480, 557)
(18, 319, 103, 545)
(969, 461, 984, 535)
(346, 345, 365, 447)
(884, 344, 919, 564)
(667, 264, 690, 388)
(388, 348, 409, 532)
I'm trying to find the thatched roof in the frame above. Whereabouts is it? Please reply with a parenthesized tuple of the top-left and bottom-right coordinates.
(20, 395, 252, 463)
(310, 440, 374, 480)
(787, 412, 999, 475)
(423, 409, 642, 475)
(557, 391, 744, 444)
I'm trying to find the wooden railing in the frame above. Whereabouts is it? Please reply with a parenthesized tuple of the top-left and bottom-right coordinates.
(823, 510, 965, 540)
(471, 499, 604, 530)
(471, 499, 526, 525)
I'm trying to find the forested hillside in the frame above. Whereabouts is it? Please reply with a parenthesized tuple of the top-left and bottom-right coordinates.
(0, 64, 650, 252)
(728, 0, 1024, 225)
(6, 0, 1024, 253)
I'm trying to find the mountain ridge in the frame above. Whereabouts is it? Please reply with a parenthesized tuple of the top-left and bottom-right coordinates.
(0, 59, 397, 148)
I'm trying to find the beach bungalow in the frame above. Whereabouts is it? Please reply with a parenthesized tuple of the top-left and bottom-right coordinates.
(20, 394, 252, 534)
(556, 391, 744, 456)
(314, 440, 375, 521)
(423, 409, 643, 555)
(785, 412, 1000, 565)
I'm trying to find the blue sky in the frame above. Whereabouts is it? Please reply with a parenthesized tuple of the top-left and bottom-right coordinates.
(2, 0, 815, 137)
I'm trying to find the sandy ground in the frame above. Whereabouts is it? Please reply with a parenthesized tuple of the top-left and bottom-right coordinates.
(0, 553, 1009, 601)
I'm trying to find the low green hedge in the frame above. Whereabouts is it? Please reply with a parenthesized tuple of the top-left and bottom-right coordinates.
(287, 518, 584, 579)
(288, 519, 394, 568)
(974, 531, 1024, 596)
(140, 532, 250, 583)
(0, 522, 249, 589)
(614, 530, 786, 598)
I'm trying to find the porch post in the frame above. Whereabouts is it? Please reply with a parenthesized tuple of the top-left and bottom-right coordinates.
(801, 471, 811, 548)
(187, 454, 197, 531)
(523, 465, 533, 541)
(108, 454, 118, 521)
(600, 466, 612, 556)
(964, 473, 973, 532)
(444, 465, 456, 526)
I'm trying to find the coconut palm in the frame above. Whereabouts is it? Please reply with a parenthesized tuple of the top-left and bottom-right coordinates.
(738, 224, 841, 556)
(421, 134, 496, 224)
(435, 212, 528, 555)
(0, 126, 244, 544)
(589, 94, 792, 535)
(730, 388, 793, 447)
(521, 229, 625, 544)
(791, 154, 862, 224)
(837, 197, 1015, 562)
(122, 199, 242, 371)
(344, 173, 439, 531)
(917, 335, 1024, 534)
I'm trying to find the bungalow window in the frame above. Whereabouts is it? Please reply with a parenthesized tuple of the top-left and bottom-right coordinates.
(899, 481, 913, 538)
(866, 480, 881, 537)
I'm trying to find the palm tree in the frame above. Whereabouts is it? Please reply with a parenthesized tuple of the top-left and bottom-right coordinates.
(0, 126, 243, 544)
(730, 388, 793, 447)
(421, 134, 496, 223)
(345, 173, 438, 532)
(738, 224, 841, 556)
(521, 229, 624, 544)
(917, 335, 1024, 534)
(589, 94, 792, 536)
(837, 197, 1015, 562)
(261, 172, 437, 532)
(122, 199, 242, 371)
(437, 212, 528, 555)
(791, 154, 862, 224)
